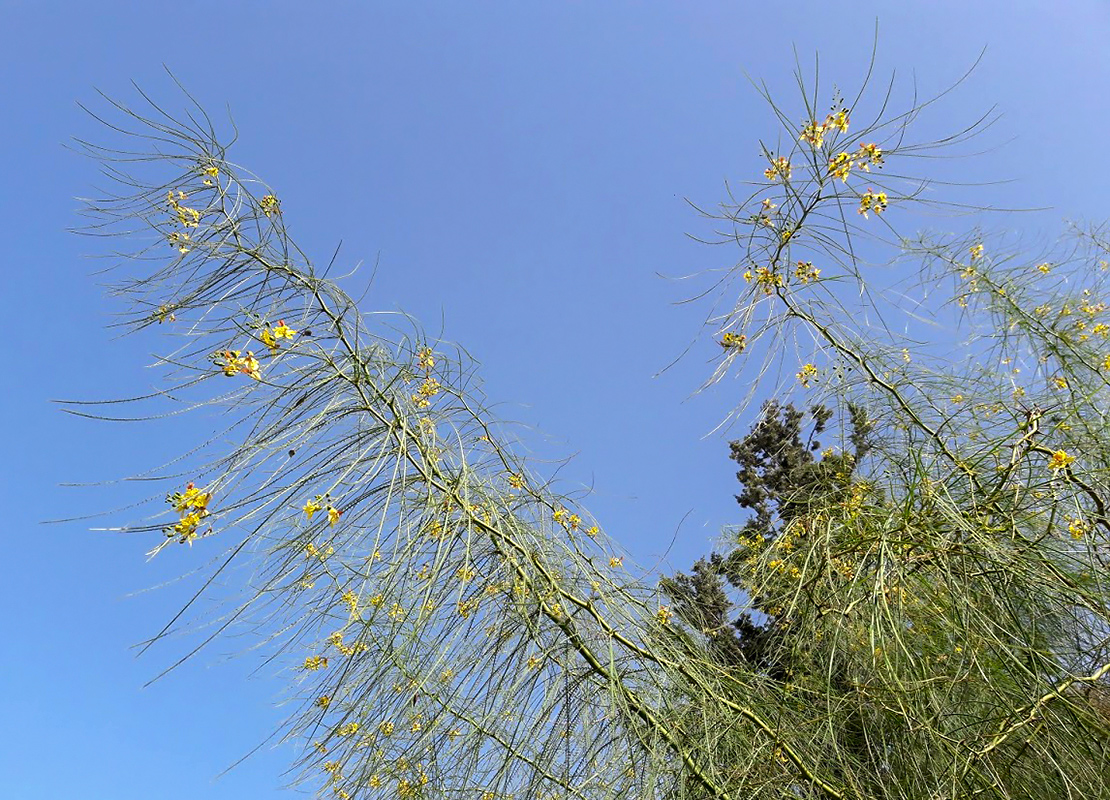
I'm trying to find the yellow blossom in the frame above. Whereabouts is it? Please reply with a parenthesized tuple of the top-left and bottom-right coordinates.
(508, 473, 524, 489)
(754, 265, 783, 295)
(1068, 517, 1091, 540)
(1048, 450, 1075, 475)
(720, 332, 747, 350)
(796, 363, 819, 387)
(585, 525, 600, 537)
(858, 188, 888, 218)
(656, 606, 674, 625)
(828, 151, 852, 181)
(794, 260, 820, 284)
(260, 194, 280, 216)
(316, 695, 331, 709)
(341, 590, 359, 613)
(328, 507, 341, 526)
(1037, 262, 1052, 274)
(970, 243, 984, 261)
(800, 119, 827, 149)
(527, 655, 542, 669)
(764, 156, 791, 182)
(304, 655, 329, 671)
(855, 142, 883, 170)
(609, 556, 623, 568)
(303, 498, 323, 521)
(828, 108, 850, 132)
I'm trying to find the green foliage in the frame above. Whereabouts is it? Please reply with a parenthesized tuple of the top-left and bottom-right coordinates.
(72, 62, 1110, 800)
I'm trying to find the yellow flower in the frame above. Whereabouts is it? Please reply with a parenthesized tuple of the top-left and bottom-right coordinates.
(273, 320, 296, 340)
(260, 194, 280, 216)
(828, 151, 852, 182)
(656, 606, 674, 625)
(417, 347, 435, 371)
(170, 512, 202, 543)
(855, 142, 883, 170)
(796, 363, 819, 387)
(764, 156, 791, 182)
(754, 265, 783, 295)
(1068, 517, 1091, 540)
(585, 525, 599, 537)
(508, 473, 524, 489)
(1037, 262, 1052, 274)
(337, 721, 360, 736)
(341, 590, 359, 613)
(527, 655, 542, 669)
(303, 655, 329, 670)
(794, 260, 820, 284)
(1048, 450, 1075, 475)
(799, 119, 827, 149)
(970, 243, 984, 261)
(328, 507, 342, 526)
(609, 556, 623, 568)
(720, 332, 747, 350)
(260, 327, 277, 350)
(316, 695, 331, 709)
(828, 108, 850, 133)
(378, 721, 395, 736)
(858, 188, 888, 218)
(368, 776, 382, 789)
(303, 498, 323, 521)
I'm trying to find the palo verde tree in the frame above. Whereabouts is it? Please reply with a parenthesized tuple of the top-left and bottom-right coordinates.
(70, 60, 1110, 800)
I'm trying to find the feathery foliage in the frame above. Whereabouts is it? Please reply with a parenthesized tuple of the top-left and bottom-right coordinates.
(71, 62, 1110, 800)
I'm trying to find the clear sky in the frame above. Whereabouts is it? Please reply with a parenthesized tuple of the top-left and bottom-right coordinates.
(4, 2, 1110, 797)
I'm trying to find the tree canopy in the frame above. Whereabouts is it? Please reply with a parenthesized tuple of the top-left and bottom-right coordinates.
(71, 63, 1110, 800)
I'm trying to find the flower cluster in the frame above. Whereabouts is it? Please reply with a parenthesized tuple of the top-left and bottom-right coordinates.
(163, 482, 212, 544)
(303, 495, 342, 526)
(167, 230, 191, 254)
(743, 265, 784, 295)
(259, 194, 281, 217)
(796, 363, 819, 387)
(214, 349, 261, 380)
(719, 332, 747, 350)
(1048, 450, 1075, 475)
(1068, 516, 1092, 540)
(201, 165, 219, 186)
(259, 320, 297, 352)
(794, 260, 821, 284)
(763, 156, 792, 183)
(167, 190, 201, 228)
(858, 188, 888, 219)
(411, 377, 441, 409)
(827, 142, 884, 182)
(798, 108, 850, 149)
(303, 655, 329, 671)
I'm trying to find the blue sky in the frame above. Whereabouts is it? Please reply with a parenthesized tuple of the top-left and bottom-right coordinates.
(4, 2, 1110, 797)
